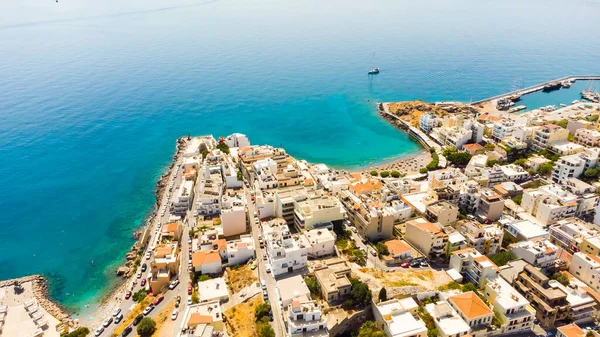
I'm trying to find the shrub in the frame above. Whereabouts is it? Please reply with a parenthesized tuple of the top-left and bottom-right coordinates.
(257, 322, 275, 337)
(512, 194, 522, 205)
(426, 152, 439, 171)
(485, 143, 495, 151)
(370, 170, 378, 176)
(552, 272, 570, 286)
(132, 288, 148, 303)
(62, 327, 90, 337)
(488, 251, 516, 267)
(136, 317, 156, 337)
(538, 162, 554, 175)
(305, 276, 321, 298)
(216, 142, 230, 154)
(192, 290, 199, 304)
(375, 242, 389, 256)
(378, 287, 387, 302)
(254, 303, 271, 322)
(357, 320, 385, 337)
(349, 277, 372, 307)
(419, 167, 428, 174)
(197, 274, 211, 282)
(391, 171, 400, 178)
(380, 171, 390, 178)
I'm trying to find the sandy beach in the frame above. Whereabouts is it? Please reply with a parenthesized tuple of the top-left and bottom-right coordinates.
(353, 151, 431, 176)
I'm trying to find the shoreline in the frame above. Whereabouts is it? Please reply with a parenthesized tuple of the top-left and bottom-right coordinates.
(351, 150, 431, 176)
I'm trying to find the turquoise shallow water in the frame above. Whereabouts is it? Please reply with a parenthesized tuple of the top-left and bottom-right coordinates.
(1, 0, 600, 315)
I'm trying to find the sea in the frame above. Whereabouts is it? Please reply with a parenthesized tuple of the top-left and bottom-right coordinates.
(1, 0, 600, 318)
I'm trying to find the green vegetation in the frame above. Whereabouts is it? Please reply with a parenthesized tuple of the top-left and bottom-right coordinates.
(380, 171, 390, 178)
(378, 287, 387, 302)
(512, 194, 522, 205)
(538, 149, 560, 162)
(492, 312, 503, 328)
(485, 143, 496, 151)
(568, 134, 575, 142)
(136, 317, 156, 337)
(216, 142, 230, 154)
(417, 305, 438, 337)
(370, 170, 378, 176)
(537, 162, 554, 176)
(192, 289, 200, 304)
(502, 232, 518, 248)
(61, 327, 90, 337)
(254, 303, 271, 322)
(584, 167, 600, 181)
(336, 230, 366, 266)
(513, 158, 528, 167)
(237, 170, 243, 181)
(425, 151, 440, 171)
(587, 114, 600, 122)
(486, 159, 506, 167)
(551, 272, 570, 286)
(488, 251, 517, 267)
(391, 171, 401, 178)
(437, 281, 462, 291)
(375, 242, 389, 257)
(257, 322, 275, 337)
(343, 278, 372, 309)
(132, 288, 148, 303)
(551, 119, 569, 129)
(200, 148, 209, 158)
(461, 282, 478, 293)
(357, 321, 385, 337)
(197, 274, 211, 282)
(305, 276, 321, 298)
(443, 147, 472, 166)
(419, 167, 428, 174)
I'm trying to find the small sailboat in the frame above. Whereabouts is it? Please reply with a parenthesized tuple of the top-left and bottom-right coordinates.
(368, 52, 379, 75)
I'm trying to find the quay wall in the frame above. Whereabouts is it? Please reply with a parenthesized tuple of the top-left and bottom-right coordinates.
(471, 75, 600, 105)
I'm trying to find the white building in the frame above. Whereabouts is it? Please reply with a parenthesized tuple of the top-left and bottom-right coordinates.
(504, 219, 550, 241)
(300, 228, 336, 258)
(404, 219, 447, 258)
(226, 235, 255, 266)
(492, 118, 521, 141)
(420, 112, 440, 133)
(570, 252, 600, 293)
(457, 221, 504, 255)
(483, 275, 536, 334)
(549, 217, 600, 253)
(521, 185, 579, 226)
(173, 180, 195, 215)
(225, 133, 250, 148)
(508, 239, 558, 268)
(574, 128, 600, 147)
(220, 198, 247, 237)
(293, 195, 345, 231)
(286, 298, 328, 337)
(263, 220, 308, 276)
(373, 298, 427, 337)
(424, 301, 471, 337)
(197, 278, 229, 302)
(447, 292, 494, 330)
(449, 248, 499, 288)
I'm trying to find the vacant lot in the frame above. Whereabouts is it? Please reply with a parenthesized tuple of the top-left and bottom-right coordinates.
(355, 268, 452, 297)
(225, 265, 258, 293)
(224, 296, 263, 337)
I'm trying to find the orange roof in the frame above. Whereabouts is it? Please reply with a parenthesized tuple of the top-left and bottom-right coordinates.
(473, 255, 499, 270)
(350, 179, 382, 195)
(213, 239, 226, 251)
(155, 245, 174, 257)
(188, 313, 213, 326)
(588, 254, 600, 264)
(452, 248, 475, 256)
(583, 286, 600, 304)
(304, 178, 314, 186)
(164, 222, 179, 233)
(349, 173, 362, 182)
(557, 323, 585, 337)
(463, 143, 484, 152)
(567, 201, 579, 207)
(478, 114, 502, 122)
(385, 240, 412, 256)
(414, 222, 440, 234)
(191, 251, 221, 267)
(449, 292, 493, 319)
(557, 248, 573, 264)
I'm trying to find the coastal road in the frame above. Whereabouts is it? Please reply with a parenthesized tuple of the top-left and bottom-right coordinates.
(244, 185, 286, 337)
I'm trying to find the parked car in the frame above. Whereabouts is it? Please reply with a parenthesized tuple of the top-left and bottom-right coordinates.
(121, 325, 133, 337)
(114, 313, 124, 324)
(400, 262, 410, 268)
(112, 308, 122, 317)
(261, 280, 267, 290)
(141, 279, 146, 286)
(265, 264, 272, 273)
(171, 309, 179, 320)
(145, 252, 151, 260)
(187, 295, 192, 305)
(153, 295, 165, 305)
(102, 317, 113, 328)
(370, 248, 377, 257)
(410, 260, 420, 268)
(142, 305, 154, 316)
(419, 260, 429, 267)
(188, 286, 193, 295)
(263, 254, 267, 261)
(125, 291, 132, 300)
(133, 314, 143, 326)
(169, 279, 180, 290)
(94, 327, 104, 336)
(262, 289, 268, 300)
(136, 271, 142, 279)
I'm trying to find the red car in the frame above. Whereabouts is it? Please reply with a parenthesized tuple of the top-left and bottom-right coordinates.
(141, 279, 147, 286)
(153, 295, 164, 305)
(125, 291, 132, 300)
(188, 286, 193, 295)
(401, 262, 410, 268)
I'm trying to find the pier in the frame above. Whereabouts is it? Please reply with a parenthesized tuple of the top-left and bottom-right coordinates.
(471, 75, 600, 106)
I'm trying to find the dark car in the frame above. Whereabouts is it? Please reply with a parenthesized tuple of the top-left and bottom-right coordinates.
(410, 260, 420, 268)
(121, 326, 133, 337)
(141, 263, 147, 272)
(133, 314, 143, 326)
(124, 291, 132, 300)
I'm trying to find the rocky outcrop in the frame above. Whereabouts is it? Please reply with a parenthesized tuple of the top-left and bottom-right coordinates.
(116, 267, 130, 277)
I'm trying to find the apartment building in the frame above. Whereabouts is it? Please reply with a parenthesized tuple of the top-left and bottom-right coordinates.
(551, 141, 585, 156)
(447, 292, 494, 331)
(225, 235, 255, 266)
(173, 180, 195, 216)
(574, 128, 600, 147)
(553, 154, 587, 185)
(220, 196, 246, 237)
(449, 248, 499, 288)
(492, 118, 519, 141)
(425, 201, 459, 225)
(458, 221, 503, 255)
(300, 228, 336, 258)
(293, 195, 345, 231)
(420, 112, 441, 133)
(224, 133, 250, 148)
(424, 301, 471, 337)
(580, 236, 600, 256)
(504, 219, 550, 241)
(514, 265, 570, 327)
(339, 190, 394, 241)
(286, 299, 328, 337)
(373, 298, 427, 337)
(497, 138, 528, 161)
(483, 275, 536, 334)
(149, 244, 180, 295)
(570, 253, 600, 293)
(196, 177, 223, 216)
(508, 239, 558, 268)
(314, 259, 352, 304)
(549, 217, 600, 253)
(532, 124, 569, 151)
(521, 185, 579, 225)
(428, 168, 468, 189)
(263, 220, 307, 276)
(549, 278, 599, 324)
(476, 190, 504, 222)
(405, 218, 448, 258)
(492, 181, 523, 199)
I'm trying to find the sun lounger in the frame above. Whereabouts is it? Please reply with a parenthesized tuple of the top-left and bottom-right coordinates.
(24, 299, 35, 308)
(0, 305, 7, 314)
(35, 318, 48, 328)
(31, 327, 44, 337)
(31, 312, 43, 321)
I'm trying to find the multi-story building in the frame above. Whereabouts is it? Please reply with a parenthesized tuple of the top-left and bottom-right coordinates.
(551, 141, 585, 156)
(224, 133, 250, 148)
(196, 176, 223, 216)
(428, 168, 468, 189)
(532, 124, 569, 151)
(405, 218, 448, 258)
(503, 219, 550, 241)
(263, 219, 307, 276)
(497, 137, 528, 161)
(149, 244, 180, 294)
(225, 235, 255, 266)
(574, 128, 600, 147)
(458, 221, 503, 255)
(220, 196, 247, 237)
(339, 190, 394, 241)
(580, 236, 600, 256)
(481, 165, 505, 187)
(553, 154, 587, 185)
(286, 299, 328, 337)
(300, 228, 336, 258)
(514, 264, 570, 328)
(373, 298, 427, 337)
(420, 112, 440, 133)
(476, 190, 504, 222)
(492, 118, 519, 141)
(556, 324, 587, 337)
(570, 253, 600, 293)
(173, 180, 195, 215)
(314, 259, 352, 304)
(425, 201, 458, 225)
(549, 217, 600, 253)
(424, 301, 471, 337)
(293, 195, 345, 231)
(508, 239, 558, 268)
(447, 292, 494, 331)
(483, 275, 536, 335)
(521, 185, 579, 225)
(449, 248, 499, 288)
(549, 277, 599, 324)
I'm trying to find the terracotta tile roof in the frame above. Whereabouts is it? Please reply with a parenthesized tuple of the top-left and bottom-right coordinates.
(350, 179, 382, 195)
(304, 178, 314, 186)
(414, 222, 441, 234)
(192, 251, 221, 267)
(164, 222, 179, 233)
(384, 240, 412, 256)
(188, 313, 213, 326)
(463, 143, 484, 152)
(478, 114, 502, 122)
(213, 239, 226, 251)
(557, 323, 585, 337)
(449, 292, 493, 320)
(473, 255, 499, 271)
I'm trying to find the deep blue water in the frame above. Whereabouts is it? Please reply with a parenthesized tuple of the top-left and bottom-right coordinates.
(1, 0, 600, 315)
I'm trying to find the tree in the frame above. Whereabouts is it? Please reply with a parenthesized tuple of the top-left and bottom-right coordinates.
(349, 277, 372, 307)
(192, 290, 199, 304)
(502, 233, 518, 248)
(370, 170, 378, 176)
(132, 288, 148, 303)
(552, 272, 570, 286)
(512, 194, 522, 205)
(588, 114, 600, 122)
(485, 143, 495, 151)
(461, 282, 478, 293)
(305, 276, 321, 298)
(378, 287, 387, 302)
(197, 274, 211, 282)
(375, 242, 389, 256)
(357, 321, 385, 337)
(555, 119, 568, 128)
(136, 317, 156, 337)
(391, 171, 401, 178)
(419, 167, 429, 174)
(254, 303, 271, 321)
(489, 251, 517, 266)
(426, 152, 440, 171)
(62, 327, 90, 337)
(538, 162, 554, 175)
(380, 171, 390, 178)
(584, 167, 600, 180)
(513, 158, 527, 167)
(216, 142, 230, 154)
(257, 323, 275, 337)
(586, 330, 595, 337)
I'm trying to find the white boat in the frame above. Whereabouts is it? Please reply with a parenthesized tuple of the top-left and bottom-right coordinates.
(572, 100, 580, 104)
(560, 103, 567, 107)
(368, 68, 380, 75)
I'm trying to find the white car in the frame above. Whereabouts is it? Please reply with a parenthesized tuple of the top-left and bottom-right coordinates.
(112, 307, 121, 317)
(136, 271, 142, 279)
(94, 327, 104, 336)
(145, 252, 151, 260)
(265, 264, 272, 273)
(187, 295, 192, 305)
(261, 280, 266, 290)
(102, 317, 113, 328)
(168, 279, 180, 290)
(171, 309, 178, 320)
